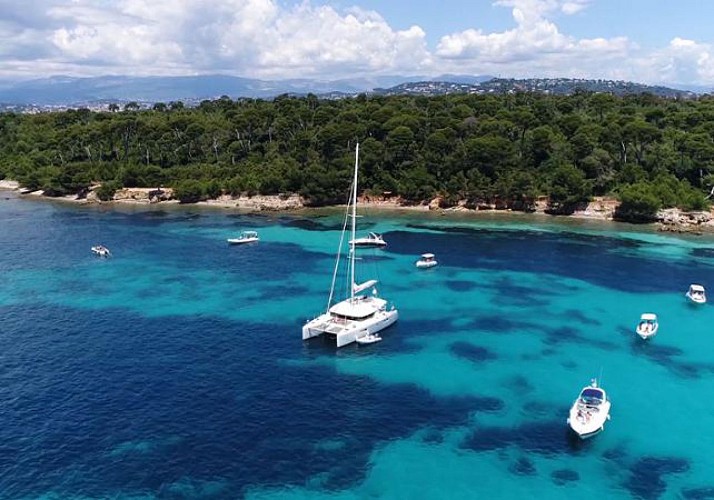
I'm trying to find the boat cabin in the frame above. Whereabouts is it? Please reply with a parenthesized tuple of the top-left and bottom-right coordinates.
(638, 313, 657, 328)
(687, 284, 707, 303)
(328, 295, 383, 321)
(579, 387, 605, 407)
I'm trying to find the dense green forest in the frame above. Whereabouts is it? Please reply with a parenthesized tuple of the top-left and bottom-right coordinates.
(1, 91, 714, 221)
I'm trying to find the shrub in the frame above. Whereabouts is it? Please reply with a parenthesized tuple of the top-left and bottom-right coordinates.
(173, 179, 204, 203)
(615, 182, 661, 222)
(96, 181, 120, 201)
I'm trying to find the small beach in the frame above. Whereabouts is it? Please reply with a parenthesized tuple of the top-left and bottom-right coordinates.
(4, 179, 714, 235)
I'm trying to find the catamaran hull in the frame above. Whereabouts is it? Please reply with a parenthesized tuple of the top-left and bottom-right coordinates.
(302, 310, 398, 347)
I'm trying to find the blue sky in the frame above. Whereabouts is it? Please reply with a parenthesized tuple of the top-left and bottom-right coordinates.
(1, 0, 713, 86)
(340, 0, 714, 51)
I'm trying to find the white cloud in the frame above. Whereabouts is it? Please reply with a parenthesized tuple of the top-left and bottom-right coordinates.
(0, 0, 431, 79)
(632, 37, 714, 84)
(0, 0, 712, 86)
(560, 1, 591, 15)
(494, 0, 592, 18)
(435, 0, 628, 77)
(431, 1, 714, 86)
(222, 4, 431, 77)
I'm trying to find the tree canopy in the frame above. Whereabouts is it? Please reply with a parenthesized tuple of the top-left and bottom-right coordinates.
(1, 91, 712, 220)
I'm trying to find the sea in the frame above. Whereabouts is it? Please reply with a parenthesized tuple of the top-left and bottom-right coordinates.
(2, 191, 714, 500)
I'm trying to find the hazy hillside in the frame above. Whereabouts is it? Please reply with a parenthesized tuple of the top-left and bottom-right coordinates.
(0, 74, 706, 109)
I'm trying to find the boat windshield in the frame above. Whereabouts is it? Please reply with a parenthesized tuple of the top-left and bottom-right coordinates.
(580, 388, 604, 404)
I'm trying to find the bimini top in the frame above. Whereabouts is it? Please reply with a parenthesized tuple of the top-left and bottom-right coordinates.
(690, 284, 706, 292)
(420, 253, 435, 259)
(241, 231, 258, 238)
(640, 313, 657, 321)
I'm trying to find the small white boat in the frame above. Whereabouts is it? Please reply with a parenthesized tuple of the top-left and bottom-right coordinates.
(416, 253, 438, 269)
(91, 245, 111, 257)
(356, 332, 382, 345)
(350, 232, 387, 248)
(227, 230, 259, 245)
(567, 379, 611, 439)
(636, 313, 658, 339)
(686, 284, 706, 304)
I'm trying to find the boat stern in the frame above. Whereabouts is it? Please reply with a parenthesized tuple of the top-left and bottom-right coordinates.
(302, 314, 329, 340)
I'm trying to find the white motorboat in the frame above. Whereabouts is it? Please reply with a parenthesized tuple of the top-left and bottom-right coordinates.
(416, 253, 438, 269)
(303, 144, 398, 348)
(350, 232, 387, 248)
(91, 245, 111, 257)
(636, 313, 658, 340)
(567, 379, 611, 439)
(227, 230, 259, 245)
(356, 333, 382, 345)
(686, 284, 706, 304)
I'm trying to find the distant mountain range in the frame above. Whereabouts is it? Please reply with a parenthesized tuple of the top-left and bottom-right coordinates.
(0, 74, 709, 110)
(0, 74, 472, 107)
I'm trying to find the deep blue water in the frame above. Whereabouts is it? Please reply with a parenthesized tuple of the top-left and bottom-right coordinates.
(3, 193, 714, 499)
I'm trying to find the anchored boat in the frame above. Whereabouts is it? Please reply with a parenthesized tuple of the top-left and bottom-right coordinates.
(302, 144, 398, 348)
(415, 253, 438, 269)
(227, 230, 259, 245)
(567, 379, 611, 439)
(686, 284, 706, 304)
(91, 245, 111, 257)
(635, 313, 658, 340)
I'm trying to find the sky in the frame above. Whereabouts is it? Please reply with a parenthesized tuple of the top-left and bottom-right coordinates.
(1, 0, 713, 86)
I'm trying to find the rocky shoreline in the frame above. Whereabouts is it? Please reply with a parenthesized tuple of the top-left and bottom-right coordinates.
(2, 180, 714, 233)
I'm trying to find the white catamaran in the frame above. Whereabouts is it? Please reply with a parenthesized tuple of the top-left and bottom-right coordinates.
(302, 143, 398, 347)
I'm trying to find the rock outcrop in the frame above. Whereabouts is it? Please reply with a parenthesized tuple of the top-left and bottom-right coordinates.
(566, 197, 618, 220)
(657, 208, 712, 233)
(112, 187, 174, 203)
(232, 194, 304, 211)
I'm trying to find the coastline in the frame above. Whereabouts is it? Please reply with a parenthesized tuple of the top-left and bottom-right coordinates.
(3, 179, 714, 234)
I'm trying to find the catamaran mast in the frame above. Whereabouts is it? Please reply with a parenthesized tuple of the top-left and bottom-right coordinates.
(349, 143, 359, 303)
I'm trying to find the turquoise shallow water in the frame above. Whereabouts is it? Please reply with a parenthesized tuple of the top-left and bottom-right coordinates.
(2, 193, 714, 499)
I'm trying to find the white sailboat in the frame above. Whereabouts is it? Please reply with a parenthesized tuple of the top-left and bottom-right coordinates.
(302, 143, 398, 348)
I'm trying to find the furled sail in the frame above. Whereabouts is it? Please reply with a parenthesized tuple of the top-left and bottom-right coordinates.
(353, 279, 378, 294)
